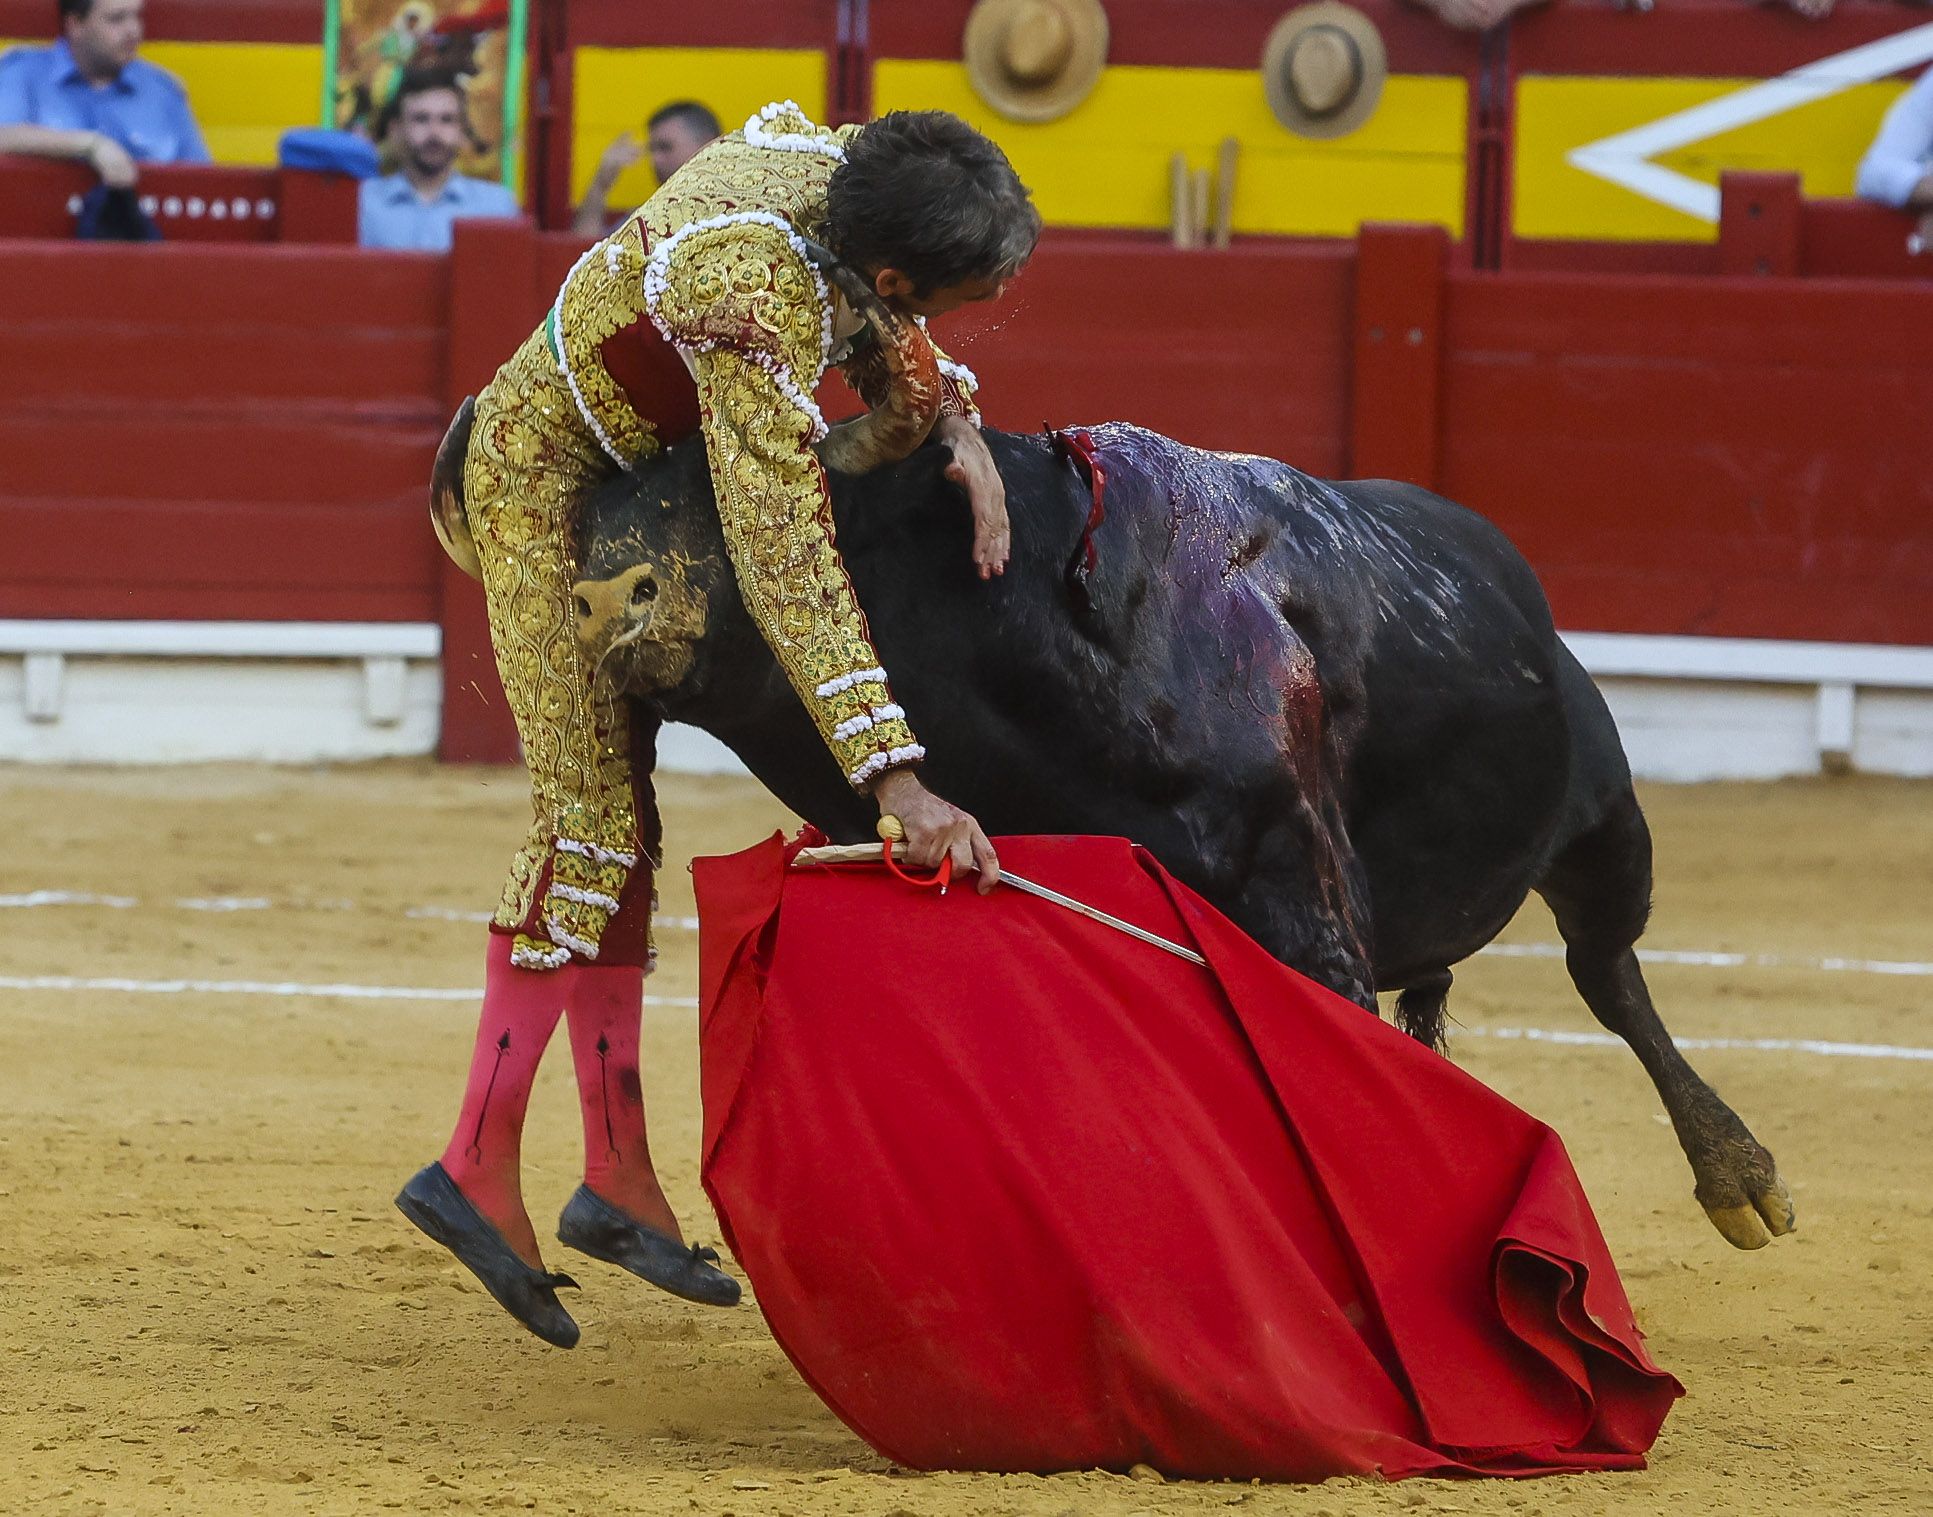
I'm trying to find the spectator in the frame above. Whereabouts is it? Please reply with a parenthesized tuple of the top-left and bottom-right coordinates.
(1404, 0, 1549, 31)
(0, 0, 208, 188)
(360, 68, 519, 252)
(1857, 63, 1933, 254)
(571, 100, 721, 236)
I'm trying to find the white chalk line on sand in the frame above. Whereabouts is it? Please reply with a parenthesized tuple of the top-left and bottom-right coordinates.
(1477, 941, 1933, 979)
(0, 974, 1927, 1063)
(1, 889, 1926, 980)
(0, 974, 702, 1009)
(0, 890, 706, 933)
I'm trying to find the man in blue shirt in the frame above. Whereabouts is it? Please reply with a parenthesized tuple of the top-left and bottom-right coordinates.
(0, 0, 208, 187)
(360, 70, 520, 252)
(1856, 64, 1933, 255)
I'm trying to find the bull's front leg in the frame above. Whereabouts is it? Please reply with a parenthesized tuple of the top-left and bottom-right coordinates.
(1219, 794, 1378, 1012)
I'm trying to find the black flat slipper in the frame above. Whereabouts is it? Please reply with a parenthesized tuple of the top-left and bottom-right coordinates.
(556, 1185, 741, 1308)
(395, 1162, 581, 1348)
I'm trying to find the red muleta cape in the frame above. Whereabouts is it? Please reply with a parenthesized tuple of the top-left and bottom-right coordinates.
(694, 833, 1681, 1481)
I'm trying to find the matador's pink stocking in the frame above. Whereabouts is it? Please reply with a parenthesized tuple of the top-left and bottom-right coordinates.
(564, 959, 683, 1242)
(439, 932, 567, 1268)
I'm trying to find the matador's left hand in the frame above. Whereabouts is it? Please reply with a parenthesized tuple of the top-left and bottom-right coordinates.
(936, 414, 1010, 581)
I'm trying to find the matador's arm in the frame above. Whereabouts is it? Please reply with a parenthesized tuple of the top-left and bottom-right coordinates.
(648, 217, 924, 789)
(839, 317, 981, 427)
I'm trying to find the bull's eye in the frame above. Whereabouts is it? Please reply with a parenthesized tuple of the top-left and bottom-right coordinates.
(631, 576, 659, 605)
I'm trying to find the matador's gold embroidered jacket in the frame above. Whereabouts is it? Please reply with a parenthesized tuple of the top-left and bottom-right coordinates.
(464, 101, 981, 969)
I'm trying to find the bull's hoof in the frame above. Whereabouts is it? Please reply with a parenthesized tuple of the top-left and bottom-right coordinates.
(1697, 1164, 1796, 1250)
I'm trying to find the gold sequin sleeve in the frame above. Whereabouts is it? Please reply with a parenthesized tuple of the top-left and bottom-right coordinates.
(652, 219, 924, 789)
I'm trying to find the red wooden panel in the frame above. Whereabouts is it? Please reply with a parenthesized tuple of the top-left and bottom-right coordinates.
(872, 0, 1478, 73)
(1436, 271, 1933, 645)
(1801, 198, 1933, 280)
(0, 412, 435, 505)
(561, 0, 839, 50)
(1350, 222, 1446, 485)
(0, 0, 320, 42)
(0, 493, 440, 622)
(1504, 239, 1718, 277)
(0, 241, 446, 329)
(0, 323, 444, 412)
(0, 160, 362, 243)
(1507, 0, 1925, 77)
(1718, 171, 1800, 278)
(935, 231, 1353, 473)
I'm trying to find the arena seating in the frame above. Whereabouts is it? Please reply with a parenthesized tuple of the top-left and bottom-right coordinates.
(1, 2, 1929, 776)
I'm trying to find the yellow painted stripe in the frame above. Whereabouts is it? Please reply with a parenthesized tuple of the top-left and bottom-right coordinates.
(571, 46, 828, 209)
(874, 59, 1467, 237)
(0, 39, 321, 166)
(1514, 74, 1909, 242)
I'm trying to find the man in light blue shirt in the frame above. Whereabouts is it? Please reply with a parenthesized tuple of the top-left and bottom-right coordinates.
(0, 0, 208, 187)
(1856, 63, 1933, 253)
(360, 70, 520, 253)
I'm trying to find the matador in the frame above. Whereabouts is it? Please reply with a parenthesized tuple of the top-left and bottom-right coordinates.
(397, 103, 1041, 1346)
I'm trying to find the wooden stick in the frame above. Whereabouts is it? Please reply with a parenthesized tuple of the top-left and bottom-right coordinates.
(1191, 167, 1212, 251)
(1212, 135, 1239, 249)
(1170, 151, 1196, 250)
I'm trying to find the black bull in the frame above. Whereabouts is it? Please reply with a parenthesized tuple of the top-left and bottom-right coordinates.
(569, 420, 1794, 1250)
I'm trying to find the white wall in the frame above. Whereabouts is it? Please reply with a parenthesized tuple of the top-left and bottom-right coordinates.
(3, 624, 1932, 781)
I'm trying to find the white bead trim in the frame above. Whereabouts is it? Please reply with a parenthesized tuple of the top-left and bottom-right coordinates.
(936, 355, 980, 393)
(511, 939, 571, 971)
(551, 240, 629, 468)
(742, 100, 847, 162)
(848, 744, 927, 789)
(815, 666, 888, 700)
(641, 209, 836, 439)
(548, 882, 621, 913)
(556, 837, 639, 868)
(831, 702, 909, 743)
(545, 919, 601, 960)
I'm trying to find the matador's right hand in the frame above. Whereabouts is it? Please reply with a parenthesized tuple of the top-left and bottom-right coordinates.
(873, 768, 1000, 895)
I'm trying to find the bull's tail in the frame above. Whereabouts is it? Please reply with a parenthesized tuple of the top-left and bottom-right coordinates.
(431, 396, 483, 581)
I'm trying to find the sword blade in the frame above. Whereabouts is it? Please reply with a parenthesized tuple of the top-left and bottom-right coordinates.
(997, 870, 1208, 967)
(789, 844, 1210, 967)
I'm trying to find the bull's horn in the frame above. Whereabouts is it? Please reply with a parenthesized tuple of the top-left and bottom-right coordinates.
(799, 240, 943, 473)
(430, 396, 483, 581)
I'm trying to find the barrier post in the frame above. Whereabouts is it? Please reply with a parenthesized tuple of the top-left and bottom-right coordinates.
(277, 170, 359, 243)
(438, 217, 541, 763)
(1349, 223, 1447, 487)
(1718, 171, 1802, 278)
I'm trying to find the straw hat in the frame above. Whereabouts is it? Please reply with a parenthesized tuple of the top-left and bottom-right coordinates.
(963, 0, 1110, 124)
(1261, 3, 1387, 140)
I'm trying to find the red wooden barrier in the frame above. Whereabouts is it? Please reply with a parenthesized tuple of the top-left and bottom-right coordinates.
(1350, 223, 1447, 486)
(949, 230, 1354, 472)
(0, 241, 446, 623)
(0, 0, 319, 42)
(1436, 271, 1933, 644)
(0, 158, 359, 243)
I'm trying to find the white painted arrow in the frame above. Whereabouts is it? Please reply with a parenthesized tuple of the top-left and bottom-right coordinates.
(1567, 21, 1933, 223)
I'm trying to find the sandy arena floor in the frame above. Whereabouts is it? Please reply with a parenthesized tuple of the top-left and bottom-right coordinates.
(0, 763, 1928, 1517)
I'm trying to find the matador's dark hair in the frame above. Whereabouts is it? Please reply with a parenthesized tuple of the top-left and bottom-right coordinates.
(826, 110, 1041, 295)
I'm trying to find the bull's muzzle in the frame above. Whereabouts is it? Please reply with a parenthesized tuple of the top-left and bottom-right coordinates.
(572, 564, 659, 650)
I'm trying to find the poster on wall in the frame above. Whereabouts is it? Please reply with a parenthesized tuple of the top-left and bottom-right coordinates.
(322, 0, 529, 190)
